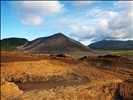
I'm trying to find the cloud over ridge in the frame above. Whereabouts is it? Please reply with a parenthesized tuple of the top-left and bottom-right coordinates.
(69, 1, 133, 44)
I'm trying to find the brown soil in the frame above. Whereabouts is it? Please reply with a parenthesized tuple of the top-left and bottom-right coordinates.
(119, 80, 133, 100)
(15, 79, 89, 92)
(1, 51, 133, 100)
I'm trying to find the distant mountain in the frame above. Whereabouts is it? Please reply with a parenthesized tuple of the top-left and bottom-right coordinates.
(21, 33, 92, 54)
(1, 38, 28, 51)
(89, 40, 133, 50)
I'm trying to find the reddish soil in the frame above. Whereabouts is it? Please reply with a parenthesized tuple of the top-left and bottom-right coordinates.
(1, 51, 133, 100)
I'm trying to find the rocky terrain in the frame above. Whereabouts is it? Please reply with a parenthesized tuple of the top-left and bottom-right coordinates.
(1, 51, 133, 100)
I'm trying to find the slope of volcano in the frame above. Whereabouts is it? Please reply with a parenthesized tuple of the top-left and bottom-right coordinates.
(21, 33, 92, 54)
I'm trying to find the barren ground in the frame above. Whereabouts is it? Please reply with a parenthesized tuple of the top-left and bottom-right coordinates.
(1, 51, 133, 100)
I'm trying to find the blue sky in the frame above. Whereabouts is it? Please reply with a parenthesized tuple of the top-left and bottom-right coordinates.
(1, 1, 133, 45)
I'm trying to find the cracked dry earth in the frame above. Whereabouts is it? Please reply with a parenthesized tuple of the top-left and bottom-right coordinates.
(1, 51, 133, 100)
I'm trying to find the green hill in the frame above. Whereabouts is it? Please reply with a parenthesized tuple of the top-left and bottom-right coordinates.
(89, 40, 133, 50)
(1, 38, 28, 51)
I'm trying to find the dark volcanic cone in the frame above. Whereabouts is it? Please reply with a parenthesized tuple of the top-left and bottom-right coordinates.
(21, 33, 92, 54)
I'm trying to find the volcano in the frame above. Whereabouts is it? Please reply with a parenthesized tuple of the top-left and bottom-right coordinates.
(21, 33, 92, 54)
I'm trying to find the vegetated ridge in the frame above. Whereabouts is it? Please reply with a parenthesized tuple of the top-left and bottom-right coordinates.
(21, 33, 92, 54)
(1, 38, 28, 51)
(89, 39, 133, 50)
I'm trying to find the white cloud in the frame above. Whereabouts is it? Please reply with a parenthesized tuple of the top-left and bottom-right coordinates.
(108, 11, 123, 29)
(68, 1, 133, 44)
(80, 39, 92, 45)
(17, 1, 64, 14)
(11, 1, 64, 26)
(73, 1, 93, 6)
(20, 14, 43, 26)
(114, 1, 133, 10)
(70, 25, 95, 39)
(73, 1, 93, 7)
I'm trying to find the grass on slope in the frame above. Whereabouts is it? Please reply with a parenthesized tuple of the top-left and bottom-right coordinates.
(1, 38, 28, 51)
(109, 50, 133, 57)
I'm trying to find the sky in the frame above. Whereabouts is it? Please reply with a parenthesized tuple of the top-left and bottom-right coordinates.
(1, 1, 133, 45)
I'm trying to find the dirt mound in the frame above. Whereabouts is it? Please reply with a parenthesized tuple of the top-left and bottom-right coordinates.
(98, 54, 132, 62)
(1, 51, 25, 56)
(79, 54, 133, 67)
(50, 54, 74, 60)
(79, 56, 96, 60)
(1, 80, 23, 100)
(28, 54, 50, 58)
(124, 79, 133, 83)
(98, 54, 121, 58)
(119, 81, 133, 100)
(78, 54, 133, 82)
(1, 51, 44, 63)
